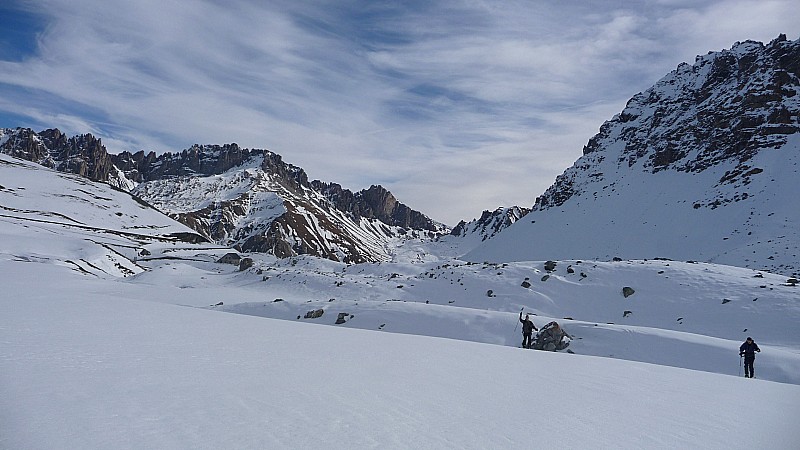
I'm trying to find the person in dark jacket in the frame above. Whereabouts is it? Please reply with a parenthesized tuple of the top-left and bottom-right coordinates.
(519, 312, 538, 349)
(739, 337, 761, 378)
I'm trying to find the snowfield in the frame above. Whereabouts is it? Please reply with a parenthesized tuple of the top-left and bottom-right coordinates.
(3, 263, 800, 449)
(2, 155, 800, 448)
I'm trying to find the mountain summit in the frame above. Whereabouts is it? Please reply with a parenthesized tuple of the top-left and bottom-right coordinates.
(123, 145, 446, 262)
(467, 35, 800, 275)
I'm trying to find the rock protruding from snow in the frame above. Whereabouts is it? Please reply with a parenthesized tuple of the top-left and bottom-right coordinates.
(0, 128, 132, 190)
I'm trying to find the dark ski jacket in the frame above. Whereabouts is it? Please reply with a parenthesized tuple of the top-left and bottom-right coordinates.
(739, 341, 761, 359)
(519, 315, 538, 335)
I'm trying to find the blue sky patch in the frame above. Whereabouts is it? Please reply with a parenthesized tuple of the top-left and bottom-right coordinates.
(0, 4, 45, 61)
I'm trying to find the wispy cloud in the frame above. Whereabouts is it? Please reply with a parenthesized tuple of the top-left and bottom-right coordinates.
(0, 0, 797, 224)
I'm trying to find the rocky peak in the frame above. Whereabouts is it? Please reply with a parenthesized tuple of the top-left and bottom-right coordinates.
(451, 206, 530, 241)
(0, 127, 120, 187)
(357, 185, 441, 231)
(260, 151, 308, 194)
(539, 35, 799, 211)
(467, 35, 799, 276)
(311, 181, 443, 232)
(113, 143, 257, 180)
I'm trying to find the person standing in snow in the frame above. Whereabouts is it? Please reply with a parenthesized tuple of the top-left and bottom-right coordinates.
(519, 312, 538, 349)
(739, 337, 761, 378)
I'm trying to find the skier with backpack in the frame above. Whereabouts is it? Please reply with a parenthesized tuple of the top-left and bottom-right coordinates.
(739, 337, 761, 378)
(519, 312, 538, 349)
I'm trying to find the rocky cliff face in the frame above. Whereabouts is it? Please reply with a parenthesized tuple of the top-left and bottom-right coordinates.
(0, 128, 131, 189)
(112, 143, 259, 182)
(312, 182, 440, 231)
(468, 35, 800, 276)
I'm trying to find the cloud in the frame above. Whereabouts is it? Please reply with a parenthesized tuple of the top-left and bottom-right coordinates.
(0, 0, 796, 224)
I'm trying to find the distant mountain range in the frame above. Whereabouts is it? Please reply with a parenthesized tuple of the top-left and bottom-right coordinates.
(0, 130, 446, 263)
(3, 34, 798, 274)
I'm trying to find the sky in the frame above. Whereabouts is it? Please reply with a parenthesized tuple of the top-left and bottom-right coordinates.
(0, 1, 797, 225)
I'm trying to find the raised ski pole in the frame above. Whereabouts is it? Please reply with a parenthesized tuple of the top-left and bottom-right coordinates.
(514, 307, 523, 332)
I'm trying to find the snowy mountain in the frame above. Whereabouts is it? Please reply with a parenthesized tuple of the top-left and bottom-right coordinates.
(0, 129, 446, 263)
(467, 35, 800, 276)
(3, 150, 800, 448)
(435, 206, 531, 255)
(122, 145, 446, 263)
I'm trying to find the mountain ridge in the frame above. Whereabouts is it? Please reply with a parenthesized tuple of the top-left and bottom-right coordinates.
(0, 128, 446, 262)
(467, 35, 800, 276)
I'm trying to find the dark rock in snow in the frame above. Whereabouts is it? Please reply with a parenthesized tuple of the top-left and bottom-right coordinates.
(217, 253, 241, 264)
(304, 309, 324, 319)
(238, 257, 254, 271)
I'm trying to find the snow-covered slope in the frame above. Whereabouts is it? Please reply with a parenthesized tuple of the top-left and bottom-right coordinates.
(467, 35, 800, 276)
(3, 150, 799, 383)
(3, 150, 800, 447)
(0, 153, 206, 277)
(3, 263, 799, 449)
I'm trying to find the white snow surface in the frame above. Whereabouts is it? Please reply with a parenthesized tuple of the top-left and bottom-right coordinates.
(2, 153, 800, 448)
(466, 120, 800, 276)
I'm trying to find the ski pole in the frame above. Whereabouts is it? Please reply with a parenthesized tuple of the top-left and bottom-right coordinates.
(514, 307, 523, 332)
(739, 355, 743, 377)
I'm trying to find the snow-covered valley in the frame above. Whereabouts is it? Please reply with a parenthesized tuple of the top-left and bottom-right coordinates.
(2, 153, 799, 448)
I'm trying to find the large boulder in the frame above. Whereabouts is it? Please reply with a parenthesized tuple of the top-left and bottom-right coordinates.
(531, 321, 571, 351)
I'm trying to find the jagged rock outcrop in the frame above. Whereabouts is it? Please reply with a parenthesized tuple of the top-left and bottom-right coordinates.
(112, 143, 259, 182)
(0, 128, 129, 189)
(312, 182, 439, 231)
